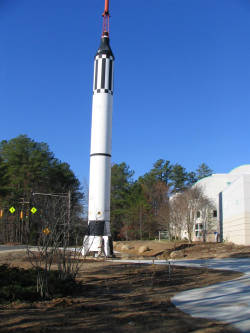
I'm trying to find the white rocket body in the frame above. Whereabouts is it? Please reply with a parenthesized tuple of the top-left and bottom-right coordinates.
(83, 33, 114, 257)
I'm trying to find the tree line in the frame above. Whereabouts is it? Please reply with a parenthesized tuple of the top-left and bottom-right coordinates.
(110, 160, 213, 241)
(0, 135, 84, 245)
(0, 135, 214, 245)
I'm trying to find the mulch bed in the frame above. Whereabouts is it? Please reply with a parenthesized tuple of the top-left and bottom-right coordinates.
(0, 252, 242, 333)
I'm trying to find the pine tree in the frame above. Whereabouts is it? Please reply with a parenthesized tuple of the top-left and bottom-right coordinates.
(110, 162, 134, 239)
(196, 163, 213, 180)
(0, 135, 83, 244)
(170, 164, 188, 192)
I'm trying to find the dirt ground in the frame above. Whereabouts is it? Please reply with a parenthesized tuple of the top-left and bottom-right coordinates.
(114, 240, 250, 259)
(0, 251, 243, 333)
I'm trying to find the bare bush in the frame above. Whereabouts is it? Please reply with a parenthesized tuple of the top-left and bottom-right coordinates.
(26, 193, 83, 298)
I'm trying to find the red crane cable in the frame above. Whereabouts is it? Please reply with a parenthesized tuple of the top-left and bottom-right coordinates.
(102, 0, 110, 35)
(104, 0, 109, 14)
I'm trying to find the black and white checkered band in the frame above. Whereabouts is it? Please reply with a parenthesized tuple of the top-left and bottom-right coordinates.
(93, 54, 114, 95)
(93, 89, 113, 95)
(95, 54, 114, 61)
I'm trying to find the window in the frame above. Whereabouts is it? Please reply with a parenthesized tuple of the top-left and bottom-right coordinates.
(213, 210, 217, 218)
(195, 231, 202, 238)
(195, 223, 203, 231)
(197, 211, 200, 218)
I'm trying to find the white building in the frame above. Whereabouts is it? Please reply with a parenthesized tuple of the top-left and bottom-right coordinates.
(196, 165, 250, 245)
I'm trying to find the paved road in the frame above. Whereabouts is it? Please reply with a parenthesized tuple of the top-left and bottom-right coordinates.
(115, 258, 250, 332)
(0, 246, 81, 253)
(0, 245, 27, 252)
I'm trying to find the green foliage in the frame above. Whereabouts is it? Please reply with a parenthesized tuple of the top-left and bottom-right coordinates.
(196, 163, 213, 180)
(0, 135, 82, 205)
(149, 159, 172, 185)
(186, 171, 198, 187)
(0, 264, 83, 303)
(111, 159, 213, 240)
(0, 135, 83, 244)
(0, 135, 213, 244)
(139, 159, 199, 193)
(0, 264, 39, 302)
(110, 162, 134, 239)
(170, 164, 188, 193)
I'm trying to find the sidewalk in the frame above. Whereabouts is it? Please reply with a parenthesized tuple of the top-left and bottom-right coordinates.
(171, 258, 250, 333)
(114, 258, 250, 332)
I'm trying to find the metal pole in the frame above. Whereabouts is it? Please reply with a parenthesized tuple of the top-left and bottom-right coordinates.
(67, 190, 71, 244)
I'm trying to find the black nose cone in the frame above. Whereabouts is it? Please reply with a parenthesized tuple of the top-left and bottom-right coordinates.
(96, 32, 114, 58)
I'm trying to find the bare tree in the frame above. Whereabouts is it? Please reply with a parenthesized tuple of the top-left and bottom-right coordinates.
(200, 196, 216, 242)
(169, 186, 215, 243)
(26, 193, 83, 298)
(169, 195, 186, 240)
(185, 187, 203, 243)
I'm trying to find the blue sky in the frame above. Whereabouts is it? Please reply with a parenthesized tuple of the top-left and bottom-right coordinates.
(1, 0, 250, 184)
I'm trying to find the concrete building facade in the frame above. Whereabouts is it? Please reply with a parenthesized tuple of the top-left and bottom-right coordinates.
(196, 165, 250, 245)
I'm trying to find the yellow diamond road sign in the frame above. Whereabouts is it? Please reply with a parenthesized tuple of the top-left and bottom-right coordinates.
(31, 207, 37, 214)
(9, 207, 15, 214)
(43, 228, 50, 235)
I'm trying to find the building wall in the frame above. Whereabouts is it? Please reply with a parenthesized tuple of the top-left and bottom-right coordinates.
(179, 166, 250, 245)
(245, 213, 250, 244)
(222, 175, 250, 245)
(243, 175, 250, 244)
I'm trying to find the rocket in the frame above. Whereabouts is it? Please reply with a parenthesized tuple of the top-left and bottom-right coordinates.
(83, 0, 114, 257)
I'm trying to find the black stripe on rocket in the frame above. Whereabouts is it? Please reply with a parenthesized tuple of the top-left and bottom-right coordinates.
(109, 60, 113, 91)
(94, 60, 98, 91)
(101, 58, 106, 89)
(93, 55, 114, 95)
